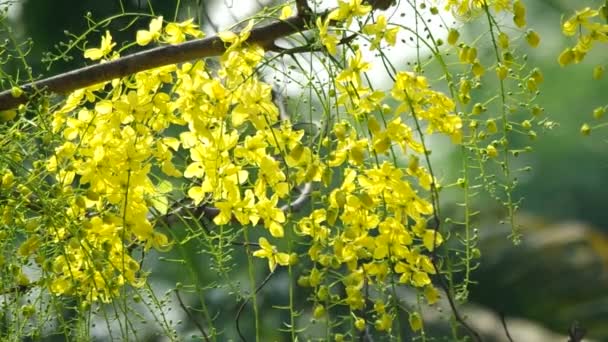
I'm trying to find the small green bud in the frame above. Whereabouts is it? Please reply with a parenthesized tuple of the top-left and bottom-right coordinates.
(593, 106, 606, 120)
(525, 29, 540, 47)
(593, 65, 605, 80)
(10, 86, 23, 98)
(447, 28, 460, 45)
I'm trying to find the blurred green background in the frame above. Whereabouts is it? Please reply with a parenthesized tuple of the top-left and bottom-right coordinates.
(2, 0, 608, 340)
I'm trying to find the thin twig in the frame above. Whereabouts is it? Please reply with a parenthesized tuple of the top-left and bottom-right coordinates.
(431, 261, 482, 342)
(175, 289, 211, 342)
(402, 78, 482, 341)
(358, 275, 375, 342)
(500, 312, 514, 342)
(235, 270, 275, 342)
(0, 283, 33, 295)
(405, 96, 483, 342)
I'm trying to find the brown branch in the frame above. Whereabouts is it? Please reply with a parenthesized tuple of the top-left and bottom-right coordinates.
(295, 0, 312, 16)
(0, 14, 315, 111)
(0, 0, 402, 112)
(366, 0, 396, 11)
(0, 283, 33, 295)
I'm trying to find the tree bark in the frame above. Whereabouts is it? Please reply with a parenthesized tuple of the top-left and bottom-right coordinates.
(0, 14, 311, 111)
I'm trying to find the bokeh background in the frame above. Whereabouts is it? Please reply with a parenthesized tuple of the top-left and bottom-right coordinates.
(2, 0, 607, 340)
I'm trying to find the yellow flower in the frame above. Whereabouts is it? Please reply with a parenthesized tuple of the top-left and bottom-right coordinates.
(562, 7, 598, 36)
(363, 15, 399, 50)
(214, 189, 257, 225)
(218, 20, 254, 50)
(422, 229, 443, 252)
(252, 237, 290, 271)
(512, 0, 526, 28)
(375, 313, 393, 331)
(345, 284, 365, 307)
(279, 5, 293, 20)
(137, 16, 163, 46)
(525, 29, 541, 48)
(336, 50, 371, 86)
(580, 123, 591, 136)
(486, 144, 498, 158)
(354, 316, 366, 331)
(165, 18, 204, 44)
(329, 0, 371, 25)
(316, 17, 338, 55)
(84, 31, 116, 60)
(412, 270, 431, 287)
(408, 312, 423, 331)
(184, 145, 207, 179)
(424, 286, 440, 304)
(255, 195, 286, 237)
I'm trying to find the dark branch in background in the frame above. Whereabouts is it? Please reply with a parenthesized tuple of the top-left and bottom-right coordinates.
(500, 312, 514, 342)
(175, 289, 211, 342)
(160, 88, 314, 226)
(568, 321, 586, 342)
(295, 0, 312, 16)
(236, 270, 275, 342)
(430, 247, 482, 341)
(366, 0, 396, 11)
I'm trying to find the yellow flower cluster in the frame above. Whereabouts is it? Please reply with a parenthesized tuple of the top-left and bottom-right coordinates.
(558, 6, 608, 66)
(43, 16, 321, 302)
(0, 0, 562, 336)
(392, 71, 463, 143)
(299, 148, 445, 329)
(316, 0, 372, 54)
(39, 5, 460, 330)
(444, 0, 515, 19)
(292, 4, 468, 331)
(46, 20, 189, 300)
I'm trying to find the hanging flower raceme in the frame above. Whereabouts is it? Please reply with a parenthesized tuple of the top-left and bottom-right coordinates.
(36, 5, 459, 321)
(37, 15, 322, 302)
(392, 71, 463, 143)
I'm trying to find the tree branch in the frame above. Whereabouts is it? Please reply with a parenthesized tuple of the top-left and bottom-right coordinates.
(295, 0, 312, 16)
(0, 0, 401, 112)
(500, 312, 514, 342)
(0, 14, 315, 111)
